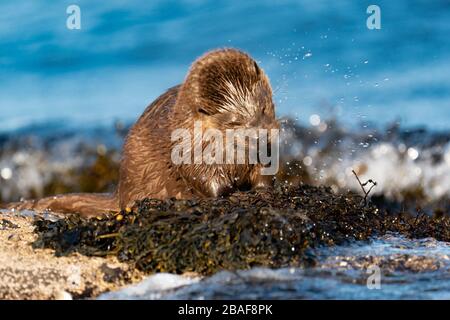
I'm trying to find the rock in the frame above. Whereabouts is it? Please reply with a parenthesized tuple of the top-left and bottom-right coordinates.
(0, 212, 143, 299)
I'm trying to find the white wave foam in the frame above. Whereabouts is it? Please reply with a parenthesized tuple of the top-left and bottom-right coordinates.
(98, 273, 200, 300)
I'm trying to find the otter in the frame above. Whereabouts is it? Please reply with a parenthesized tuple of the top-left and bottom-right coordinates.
(5, 48, 279, 216)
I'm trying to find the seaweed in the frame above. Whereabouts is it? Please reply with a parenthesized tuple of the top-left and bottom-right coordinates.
(33, 184, 450, 276)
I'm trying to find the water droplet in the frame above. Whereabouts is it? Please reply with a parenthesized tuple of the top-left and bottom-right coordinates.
(309, 114, 321, 126)
(407, 147, 419, 160)
(303, 156, 313, 166)
(1, 167, 12, 180)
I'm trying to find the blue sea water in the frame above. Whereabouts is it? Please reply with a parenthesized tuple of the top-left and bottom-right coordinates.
(0, 0, 449, 132)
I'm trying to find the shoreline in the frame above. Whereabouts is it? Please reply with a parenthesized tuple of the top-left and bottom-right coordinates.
(0, 182, 449, 299)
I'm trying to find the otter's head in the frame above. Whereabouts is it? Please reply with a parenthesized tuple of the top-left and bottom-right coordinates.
(173, 49, 279, 197)
(176, 48, 277, 131)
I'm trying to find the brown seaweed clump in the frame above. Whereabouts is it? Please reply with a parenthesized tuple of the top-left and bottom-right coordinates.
(33, 184, 450, 276)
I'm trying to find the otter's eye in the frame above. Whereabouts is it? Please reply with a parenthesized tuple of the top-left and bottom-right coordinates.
(199, 108, 210, 115)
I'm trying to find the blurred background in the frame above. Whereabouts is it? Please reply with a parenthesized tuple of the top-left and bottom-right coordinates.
(1, 0, 450, 208)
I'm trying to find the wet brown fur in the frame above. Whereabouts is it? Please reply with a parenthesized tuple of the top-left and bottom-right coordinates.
(5, 49, 279, 216)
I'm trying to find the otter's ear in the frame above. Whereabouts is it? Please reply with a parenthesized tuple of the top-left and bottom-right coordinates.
(175, 48, 272, 116)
